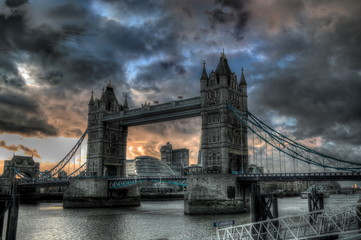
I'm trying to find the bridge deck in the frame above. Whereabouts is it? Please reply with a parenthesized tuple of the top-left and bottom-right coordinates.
(17, 172, 361, 188)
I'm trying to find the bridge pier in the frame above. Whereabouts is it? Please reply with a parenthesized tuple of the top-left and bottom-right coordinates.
(184, 174, 250, 215)
(63, 178, 140, 208)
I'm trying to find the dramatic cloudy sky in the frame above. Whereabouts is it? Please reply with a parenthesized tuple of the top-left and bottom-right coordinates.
(1, 0, 361, 177)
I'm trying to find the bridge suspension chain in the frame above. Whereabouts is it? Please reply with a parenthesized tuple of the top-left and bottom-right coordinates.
(227, 104, 361, 172)
(68, 162, 87, 177)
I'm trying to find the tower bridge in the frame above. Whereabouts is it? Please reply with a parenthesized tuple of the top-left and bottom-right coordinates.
(10, 53, 361, 217)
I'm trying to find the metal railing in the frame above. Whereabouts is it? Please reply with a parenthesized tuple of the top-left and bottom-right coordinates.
(214, 203, 361, 240)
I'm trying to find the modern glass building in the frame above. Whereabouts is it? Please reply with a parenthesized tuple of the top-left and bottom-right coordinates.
(127, 156, 181, 193)
(134, 156, 175, 176)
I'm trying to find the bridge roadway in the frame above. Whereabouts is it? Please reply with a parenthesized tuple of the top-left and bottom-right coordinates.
(102, 97, 201, 126)
(17, 172, 361, 188)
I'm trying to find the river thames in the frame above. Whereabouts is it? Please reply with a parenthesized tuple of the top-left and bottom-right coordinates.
(16, 194, 359, 240)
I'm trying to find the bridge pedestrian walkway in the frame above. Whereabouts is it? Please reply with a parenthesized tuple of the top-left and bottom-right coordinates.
(213, 203, 361, 240)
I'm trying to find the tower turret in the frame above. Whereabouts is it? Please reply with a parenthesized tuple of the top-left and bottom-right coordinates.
(88, 90, 94, 113)
(238, 68, 248, 112)
(100, 82, 120, 112)
(200, 61, 208, 91)
(89, 90, 94, 103)
(215, 51, 232, 77)
(123, 94, 129, 110)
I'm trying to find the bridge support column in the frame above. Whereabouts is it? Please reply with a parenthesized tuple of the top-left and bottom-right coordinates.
(184, 174, 250, 215)
(63, 178, 140, 208)
(250, 183, 280, 238)
(308, 187, 324, 223)
(250, 183, 279, 222)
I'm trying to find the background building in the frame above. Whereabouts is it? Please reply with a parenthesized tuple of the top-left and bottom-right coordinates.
(160, 142, 189, 175)
(2, 155, 40, 178)
(125, 159, 136, 177)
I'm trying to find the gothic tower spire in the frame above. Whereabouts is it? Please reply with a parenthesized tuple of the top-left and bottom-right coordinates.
(123, 94, 129, 110)
(238, 67, 248, 112)
(239, 67, 247, 86)
(200, 60, 208, 80)
(89, 90, 94, 104)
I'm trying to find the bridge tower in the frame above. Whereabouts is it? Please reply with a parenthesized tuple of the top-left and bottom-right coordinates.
(87, 83, 128, 177)
(64, 84, 140, 208)
(185, 53, 250, 214)
(199, 52, 248, 173)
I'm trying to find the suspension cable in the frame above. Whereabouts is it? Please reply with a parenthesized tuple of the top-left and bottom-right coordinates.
(227, 104, 361, 171)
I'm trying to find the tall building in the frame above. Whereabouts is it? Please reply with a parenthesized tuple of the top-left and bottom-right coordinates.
(199, 53, 248, 173)
(160, 142, 189, 175)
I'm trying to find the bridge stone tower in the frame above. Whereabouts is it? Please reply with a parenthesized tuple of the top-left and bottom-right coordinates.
(200, 52, 248, 173)
(87, 83, 128, 177)
(185, 53, 250, 214)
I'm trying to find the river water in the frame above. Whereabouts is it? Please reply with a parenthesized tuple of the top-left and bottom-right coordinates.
(16, 195, 360, 240)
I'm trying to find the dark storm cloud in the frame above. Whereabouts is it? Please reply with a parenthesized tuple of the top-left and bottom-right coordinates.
(248, 1, 361, 150)
(0, 12, 80, 54)
(129, 58, 192, 106)
(207, 0, 250, 39)
(0, 91, 58, 136)
(208, 8, 235, 27)
(5, 0, 27, 7)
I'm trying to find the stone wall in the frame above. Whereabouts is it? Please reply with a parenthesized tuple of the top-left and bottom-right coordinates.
(63, 178, 140, 208)
(184, 174, 250, 214)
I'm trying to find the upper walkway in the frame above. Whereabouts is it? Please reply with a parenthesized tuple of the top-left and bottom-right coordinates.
(102, 97, 201, 126)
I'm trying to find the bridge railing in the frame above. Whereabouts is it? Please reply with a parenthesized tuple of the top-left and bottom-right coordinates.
(233, 171, 361, 181)
(108, 176, 187, 189)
